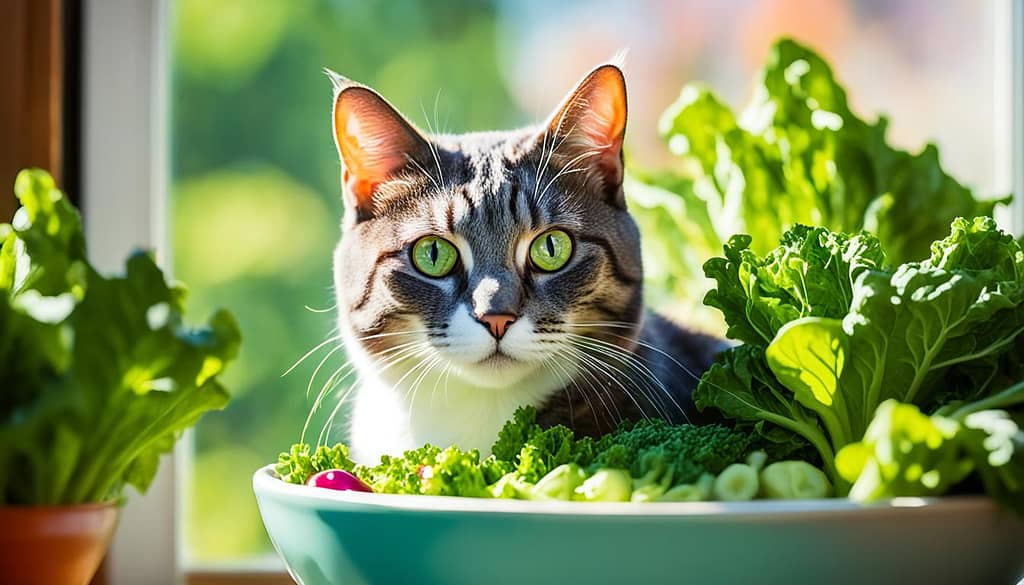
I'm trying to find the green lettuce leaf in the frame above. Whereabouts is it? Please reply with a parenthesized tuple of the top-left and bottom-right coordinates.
(701, 217, 1024, 501)
(836, 401, 973, 501)
(629, 38, 1005, 319)
(694, 344, 834, 479)
(838, 384, 1023, 512)
(1, 169, 240, 505)
(703, 225, 884, 345)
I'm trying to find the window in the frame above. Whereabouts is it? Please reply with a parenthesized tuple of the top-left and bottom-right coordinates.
(83, 0, 1023, 581)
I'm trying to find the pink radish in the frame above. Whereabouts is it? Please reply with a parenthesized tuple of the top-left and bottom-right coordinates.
(306, 469, 373, 492)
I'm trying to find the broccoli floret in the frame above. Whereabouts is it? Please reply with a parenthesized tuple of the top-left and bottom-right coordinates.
(592, 419, 751, 489)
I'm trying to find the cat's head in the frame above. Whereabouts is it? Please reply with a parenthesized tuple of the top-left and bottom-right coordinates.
(331, 64, 642, 395)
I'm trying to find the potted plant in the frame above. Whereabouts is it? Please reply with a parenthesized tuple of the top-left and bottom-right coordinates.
(0, 170, 240, 585)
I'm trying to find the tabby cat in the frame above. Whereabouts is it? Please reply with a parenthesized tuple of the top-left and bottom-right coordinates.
(328, 63, 722, 464)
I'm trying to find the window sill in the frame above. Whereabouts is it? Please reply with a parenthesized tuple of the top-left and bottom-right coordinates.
(187, 571, 294, 585)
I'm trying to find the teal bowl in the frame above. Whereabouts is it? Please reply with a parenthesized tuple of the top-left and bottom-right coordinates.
(254, 465, 1024, 585)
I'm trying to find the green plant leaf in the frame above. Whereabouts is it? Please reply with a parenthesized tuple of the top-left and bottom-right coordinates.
(1, 170, 240, 505)
(767, 317, 853, 448)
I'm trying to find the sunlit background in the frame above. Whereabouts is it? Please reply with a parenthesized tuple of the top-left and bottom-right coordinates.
(171, 0, 1001, 563)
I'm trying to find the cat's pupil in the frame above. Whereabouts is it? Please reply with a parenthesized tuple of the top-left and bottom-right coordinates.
(429, 240, 439, 264)
(545, 234, 555, 257)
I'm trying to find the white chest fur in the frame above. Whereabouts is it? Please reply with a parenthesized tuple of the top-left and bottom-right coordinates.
(345, 343, 566, 465)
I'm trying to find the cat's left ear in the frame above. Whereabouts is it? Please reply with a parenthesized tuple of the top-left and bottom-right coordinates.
(542, 64, 627, 204)
(328, 70, 434, 222)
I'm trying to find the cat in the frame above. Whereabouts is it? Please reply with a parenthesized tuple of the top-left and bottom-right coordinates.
(328, 62, 723, 465)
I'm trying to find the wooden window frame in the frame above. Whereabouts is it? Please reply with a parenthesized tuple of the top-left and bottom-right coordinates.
(79, 1, 1024, 584)
(0, 0, 72, 221)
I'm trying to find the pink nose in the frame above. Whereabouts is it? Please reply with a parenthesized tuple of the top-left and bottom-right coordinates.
(476, 313, 516, 340)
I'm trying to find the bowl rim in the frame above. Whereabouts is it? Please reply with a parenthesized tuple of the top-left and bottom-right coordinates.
(253, 464, 1000, 518)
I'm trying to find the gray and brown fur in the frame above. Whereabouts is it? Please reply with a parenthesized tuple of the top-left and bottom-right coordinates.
(330, 64, 721, 457)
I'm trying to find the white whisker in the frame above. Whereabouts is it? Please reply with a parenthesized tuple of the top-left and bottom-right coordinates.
(567, 333, 689, 422)
(282, 333, 343, 377)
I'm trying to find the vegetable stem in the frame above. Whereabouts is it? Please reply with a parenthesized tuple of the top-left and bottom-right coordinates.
(950, 380, 1024, 420)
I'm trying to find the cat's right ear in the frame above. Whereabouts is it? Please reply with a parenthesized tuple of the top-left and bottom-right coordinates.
(328, 70, 432, 221)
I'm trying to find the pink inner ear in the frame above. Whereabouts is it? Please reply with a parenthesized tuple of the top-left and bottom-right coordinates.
(574, 76, 627, 150)
(547, 65, 627, 189)
(333, 88, 425, 211)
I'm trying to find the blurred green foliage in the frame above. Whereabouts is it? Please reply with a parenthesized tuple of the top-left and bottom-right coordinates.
(172, 0, 519, 561)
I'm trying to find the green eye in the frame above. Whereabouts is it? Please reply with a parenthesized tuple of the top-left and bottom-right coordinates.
(529, 229, 573, 272)
(411, 236, 459, 277)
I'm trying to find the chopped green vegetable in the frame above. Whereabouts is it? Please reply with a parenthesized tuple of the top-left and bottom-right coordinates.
(657, 474, 714, 502)
(275, 406, 778, 502)
(488, 472, 532, 499)
(712, 463, 760, 501)
(574, 469, 632, 502)
(531, 463, 587, 501)
(0, 169, 240, 505)
(760, 461, 832, 499)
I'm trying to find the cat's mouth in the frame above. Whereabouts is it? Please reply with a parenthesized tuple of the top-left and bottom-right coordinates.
(477, 350, 518, 367)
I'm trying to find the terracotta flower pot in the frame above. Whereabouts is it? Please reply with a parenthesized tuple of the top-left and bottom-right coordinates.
(0, 503, 119, 585)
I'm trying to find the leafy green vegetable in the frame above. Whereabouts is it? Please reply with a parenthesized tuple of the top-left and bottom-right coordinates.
(697, 216, 1024, 506)
(275, 443, 356, 485)
(695, 344, 834, 478)
(838, 380, 1024, 511)
(275, 407, 792, 503)
(489, 405, 596, 483)
(629, 38, 1005, 320)
(703, 227, 885, 345)
(0, 169, 240, 505)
